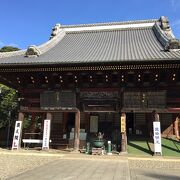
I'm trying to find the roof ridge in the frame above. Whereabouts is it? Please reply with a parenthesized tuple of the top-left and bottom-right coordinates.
(66, 26, 152, 34)
(61, 19, 158, 28)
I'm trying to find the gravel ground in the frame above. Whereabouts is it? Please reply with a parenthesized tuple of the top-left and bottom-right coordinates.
(128, 158, 180, 180)
(0, 153, 60, 179)
(128, 158, 180, 169)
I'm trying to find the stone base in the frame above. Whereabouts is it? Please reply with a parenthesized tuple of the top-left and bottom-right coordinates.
(119, 151, 128, 155)
(92, 148, 103, 155)
(70, 149, 80, 153)
(153, 152, 162, 156)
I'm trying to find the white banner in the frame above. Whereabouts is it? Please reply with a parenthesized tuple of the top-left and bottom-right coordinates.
(12, 121, 22, 150)
(42, 119, 51, 150)
(153, 121, 162, 154)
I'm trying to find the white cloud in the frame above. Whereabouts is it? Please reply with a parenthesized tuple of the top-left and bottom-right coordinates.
(7, 43, 19, 48)
(172, 19, 180, 29)
(171, 0, 175, 8)
(171, 0, 175, 7)
(171, 19, 180, 39)
(0, 41, 19, 48)
(0, 41, 4, 47)
(170, 0, 180, 11)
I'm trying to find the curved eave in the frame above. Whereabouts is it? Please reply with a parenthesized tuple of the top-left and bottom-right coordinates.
(0, 52, 180, 67)
(0, 29, 66, 59)
(0, 58, 180, 68)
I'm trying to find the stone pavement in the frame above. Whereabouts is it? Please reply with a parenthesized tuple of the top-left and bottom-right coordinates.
(7, 154, 180, 180)
(8, 157, 130, 180)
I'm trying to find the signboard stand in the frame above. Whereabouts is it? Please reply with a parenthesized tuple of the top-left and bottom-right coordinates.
(12, 121, 22, 150)
(153, 121, 162, 156)
(120, 113, 127, 154)
(42, 119, 51, 150)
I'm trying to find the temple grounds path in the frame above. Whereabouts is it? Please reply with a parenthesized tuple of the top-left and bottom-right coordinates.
(0, 149, 180, 180)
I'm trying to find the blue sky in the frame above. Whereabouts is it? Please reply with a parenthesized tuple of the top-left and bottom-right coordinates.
(0, 0, 180, 49)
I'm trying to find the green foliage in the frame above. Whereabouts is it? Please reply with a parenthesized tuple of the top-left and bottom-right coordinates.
(22, 116, 31, 129)
(0, 46, 20, 52)
(0, 84, 18, 128)
(0, 46, 20, 128)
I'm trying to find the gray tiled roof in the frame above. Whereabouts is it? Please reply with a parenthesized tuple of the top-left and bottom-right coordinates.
(0, 18, 180, 66)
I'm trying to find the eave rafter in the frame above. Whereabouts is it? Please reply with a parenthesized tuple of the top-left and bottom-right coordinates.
(0, 65, 179, 90)
(0, 63, 180, 73)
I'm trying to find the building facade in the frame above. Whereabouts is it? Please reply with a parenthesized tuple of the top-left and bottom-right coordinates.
(0, 16, 180, 150)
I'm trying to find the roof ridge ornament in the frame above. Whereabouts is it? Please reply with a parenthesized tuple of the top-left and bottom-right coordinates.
(159, 16, 170, 30)
(50, 23, 61, 39)
(25, 45, 41, 57)
(154, 16, 180, 51)
(165, 38, 180, 51)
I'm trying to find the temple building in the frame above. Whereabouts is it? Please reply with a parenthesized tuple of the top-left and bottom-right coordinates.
(0, 16, 180, 151)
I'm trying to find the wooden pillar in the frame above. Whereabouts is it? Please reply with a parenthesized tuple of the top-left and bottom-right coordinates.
(120, 113, 127, 153)
(63, 112, 68, 134)
(74, 110, 80, 151)
(46, 112, 52, 120)
(30, 113, 36, 135)
(85, 113, 90, 133)
(18, 112, 24, 121)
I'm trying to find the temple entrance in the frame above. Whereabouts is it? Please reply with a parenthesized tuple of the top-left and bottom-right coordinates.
(87, 112, 121, 151)
(88, 112, 119, 139)
(126, 112, 134, 135)
(66, 113, 75, 139)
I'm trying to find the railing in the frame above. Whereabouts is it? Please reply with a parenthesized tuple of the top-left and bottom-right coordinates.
(22, 132, 42, 149)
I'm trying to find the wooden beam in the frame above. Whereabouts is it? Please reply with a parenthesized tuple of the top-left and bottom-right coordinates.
(20, 107, 79, 113)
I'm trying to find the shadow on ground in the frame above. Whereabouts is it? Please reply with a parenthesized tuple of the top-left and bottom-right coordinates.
(144, 173, 180, 180)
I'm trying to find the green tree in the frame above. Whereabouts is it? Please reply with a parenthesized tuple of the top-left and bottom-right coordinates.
(0, 46, 20, 52)
(0, 84, 18, 128)
(0, 46, 19, 128)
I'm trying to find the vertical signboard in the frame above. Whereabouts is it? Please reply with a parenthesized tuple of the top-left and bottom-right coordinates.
(121, 116, 126, 133)
(12, 121, 22, 150)
(42, 119, 51, 150)
(153, 121, 162, 155)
